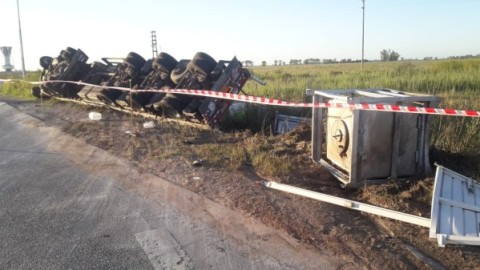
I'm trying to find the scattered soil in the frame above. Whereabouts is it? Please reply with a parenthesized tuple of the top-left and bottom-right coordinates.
(6, 97, 480, 269)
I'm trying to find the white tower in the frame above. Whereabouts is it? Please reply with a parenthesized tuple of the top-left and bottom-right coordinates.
(0, 47, 14, 72)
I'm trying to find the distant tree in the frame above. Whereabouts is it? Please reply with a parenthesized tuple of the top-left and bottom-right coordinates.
(391, 51, 400, 61)
(244, 60, 253, 67)
(274, 60, 278, 66)
(380, 49, 400, 61)
(380, 49, 388, 61)
(290, 59, 302, 65)
(304, 58, 321, 65)
(261, 61, 267, 66)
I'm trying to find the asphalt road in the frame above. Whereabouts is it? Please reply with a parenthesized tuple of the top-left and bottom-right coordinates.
(0, 101, 339, 270)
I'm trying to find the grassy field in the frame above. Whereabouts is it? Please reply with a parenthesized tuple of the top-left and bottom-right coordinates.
(0, 71, 40, 100)
(243, 58, 480, 156)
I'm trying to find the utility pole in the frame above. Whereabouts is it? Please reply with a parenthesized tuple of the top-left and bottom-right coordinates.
(361, 0, 365, 70)
(17, 0, 26, 78)
(151, 31, 158, 58)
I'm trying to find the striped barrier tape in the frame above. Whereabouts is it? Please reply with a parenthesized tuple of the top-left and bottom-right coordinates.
(1, 78, 479, 117)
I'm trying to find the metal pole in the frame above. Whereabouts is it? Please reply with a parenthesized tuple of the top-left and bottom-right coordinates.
(264, 181, 431, 228)
(361, 0, 365, 70)
(17, 0, 26, 78)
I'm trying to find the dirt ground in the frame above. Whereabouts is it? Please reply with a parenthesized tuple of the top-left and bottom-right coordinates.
(6, 97, 480, 270)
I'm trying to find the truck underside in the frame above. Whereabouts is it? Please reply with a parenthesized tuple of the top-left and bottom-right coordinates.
(33, 47, 256, 129)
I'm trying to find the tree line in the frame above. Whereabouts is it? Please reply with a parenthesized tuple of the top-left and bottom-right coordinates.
(245, 49, 480, 66)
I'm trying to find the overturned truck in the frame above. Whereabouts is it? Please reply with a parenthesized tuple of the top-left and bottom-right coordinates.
(32, 47, 258, 128)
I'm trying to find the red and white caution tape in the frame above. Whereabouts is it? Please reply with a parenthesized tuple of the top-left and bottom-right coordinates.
(1, 79, 479, 117)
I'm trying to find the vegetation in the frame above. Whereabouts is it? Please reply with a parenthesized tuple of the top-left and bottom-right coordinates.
(380, 49, 401, 61)
(243, 58, 480, 158)
(1, 59, 479, 175)
(0, 71, 41, 99)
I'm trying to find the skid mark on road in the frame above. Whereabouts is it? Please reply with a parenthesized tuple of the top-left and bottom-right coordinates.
(136, 229, 194, 270)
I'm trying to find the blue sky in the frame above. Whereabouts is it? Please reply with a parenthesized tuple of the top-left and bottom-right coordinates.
(1, 0, 479, 70)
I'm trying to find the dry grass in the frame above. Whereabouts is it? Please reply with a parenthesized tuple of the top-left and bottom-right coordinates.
(251, 152, 292, 177)
(0, 71, 41, 100)
(194, 143, 247, 170)
(356, 179, 434, 216)
(193, 131, 300, 177)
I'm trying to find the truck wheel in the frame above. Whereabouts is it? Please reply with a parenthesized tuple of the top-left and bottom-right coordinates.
(156, 93, 191, 117)
(153, 52, 178, 74)
(31, 86, 41, 98)
(65, 47, 76, 54)
(145, 92, 166, 112)
(31, 86, 51, 99)
(39, 56, 53, 69)
(61, 47, 77, 61)
(115, 92, 129, 108)
(140, 59, 153, 74)
(182, 98, 204, 121)
(124, 52, 146, 70)
(188, 52, 217, 77)
(170, 60, 190, 85)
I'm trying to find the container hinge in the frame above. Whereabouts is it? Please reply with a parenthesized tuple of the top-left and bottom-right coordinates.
(416, 115, 422, 128)
(468, 178, 475, 193)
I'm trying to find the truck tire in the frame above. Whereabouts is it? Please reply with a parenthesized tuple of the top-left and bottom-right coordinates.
(65, 47, 76, 54)
(39, 56, 53, 69)
(182, 98, 204, 121)
(153, 52, 178, 74)
(188, 52, 217, 77)
(145, 92, 166, 112)
(124, 52, 146, 70)
(170, 60, 190, 85)
(155, 93, 191, 117)
(61, 47, 77, 61)
(115, 92, 129, 108)
(31, 86, 41, 98)
(97, 88, 122, 107)
(140, 59, 153, 74)
(31, 86, 51, 99)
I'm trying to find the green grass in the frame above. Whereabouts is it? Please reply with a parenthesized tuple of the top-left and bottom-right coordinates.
(244, 59, 480, 155)
(244, 59, 480, 102)
(0, 71, 41, 99)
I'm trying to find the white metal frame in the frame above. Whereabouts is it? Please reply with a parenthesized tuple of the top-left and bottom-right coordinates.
(430, 165, 480, 247)
(264, 181, 430, 227)
(264, 165, 480, 247)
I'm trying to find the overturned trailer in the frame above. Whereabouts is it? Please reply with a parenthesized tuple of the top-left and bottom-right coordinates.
(32, 47, 258, 128)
